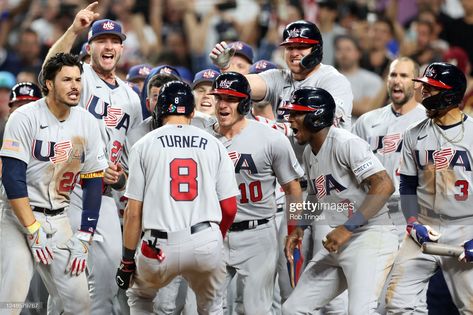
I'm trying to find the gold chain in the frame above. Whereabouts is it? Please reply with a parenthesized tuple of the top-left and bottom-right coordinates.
(433, 112, 465, 145)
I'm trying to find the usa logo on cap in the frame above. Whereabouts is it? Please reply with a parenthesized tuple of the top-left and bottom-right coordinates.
(102, 21, 115, 30)
(219, 79, 233, 89)
(288, 28, 301, 38)
(203, 70, 217, 79)
(139, 66, 150, 76)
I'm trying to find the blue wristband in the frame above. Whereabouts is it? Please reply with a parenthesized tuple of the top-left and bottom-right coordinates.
(344, 211, 366, 232)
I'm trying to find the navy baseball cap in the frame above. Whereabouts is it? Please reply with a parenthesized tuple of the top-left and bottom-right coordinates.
(249, 60, 278, 74)
(153, 65, 181, 80)
(0, 71, 16, 89)
(79, 42, 89, 60)
(126, 64, 152, 82)
(229, 41, 254, 64)
(191, 69, 220, 89)
(88, 19, 126, 43)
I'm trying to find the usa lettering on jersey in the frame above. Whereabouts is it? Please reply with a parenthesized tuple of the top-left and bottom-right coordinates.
(414, 149, 471, 171)
(313, 174, 347, 199)
(50, 141, 73, 164)
(228, 151, 258, 174)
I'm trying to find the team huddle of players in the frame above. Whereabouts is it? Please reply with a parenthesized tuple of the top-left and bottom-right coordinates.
(0, 2, 472, 315)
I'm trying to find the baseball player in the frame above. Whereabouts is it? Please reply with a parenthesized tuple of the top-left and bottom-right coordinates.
(282, 87, 398, 314)
(225, 41, 254, 75)
(352, 57, 426, 237)
(210, 20, 353, 131)
(0, 53, 107, 315)
(115, 80, 238, 314)
(43, 3, 143, 313)
(208, 72, 304, 314)
(8, 82, 42, 114)
(385, 63, 473, 313)
(126, 64, 152, 94)
(191, 68, 219, 117)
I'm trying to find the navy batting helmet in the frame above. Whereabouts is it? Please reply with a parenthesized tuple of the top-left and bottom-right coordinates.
(280, 20, 323, 70)
(209, 72, 251, 115)
(152, 81, 195, 128)
(9, 82, 42, 106)
(280, 87, 335, 132)
(413, 62, 466, 110)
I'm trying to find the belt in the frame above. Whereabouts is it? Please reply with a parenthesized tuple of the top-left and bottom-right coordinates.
(229, 218, 269, 232)
(150, 221, 211, 239)
(32, 207, 65, 216)
(421, 207, 472, 221)
(277, 206, 284, 213)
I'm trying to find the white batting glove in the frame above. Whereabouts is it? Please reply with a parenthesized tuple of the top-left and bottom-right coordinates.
(209, 41, 235, 70)
(26, 220, 56, 265)
(57, 231, 92, 276)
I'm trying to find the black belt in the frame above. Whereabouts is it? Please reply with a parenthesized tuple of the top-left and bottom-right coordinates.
(277, 206, 284, 213)
(150, 221, 211, 239)
(32, 207, 65, 216)
(421, 207, 472, 221)
(229, 218, 269, 232)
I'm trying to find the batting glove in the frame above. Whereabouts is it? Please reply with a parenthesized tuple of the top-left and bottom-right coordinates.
(209, 41, 235, 70)
(406, 222, 441, 245)
(57, 231, 91, 276)
(26, 220, 56, 265)
(116, 258, 136, 290)
(459, 239, 473, 262)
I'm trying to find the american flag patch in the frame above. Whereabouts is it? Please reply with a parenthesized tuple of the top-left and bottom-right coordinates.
(2, 139, 20, 151)
(177, 106, 186, 114)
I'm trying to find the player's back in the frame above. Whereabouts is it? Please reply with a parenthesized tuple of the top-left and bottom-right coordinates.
(126, 124, 237, 231)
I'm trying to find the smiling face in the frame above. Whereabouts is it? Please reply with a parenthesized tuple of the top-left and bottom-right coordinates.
(284, 44, 314, 79)
(88, 34, 123, 74)
(47, 65, 82, 108)
(215, 94, 245, 129)
(193, 82, 216, 116)
(387, 59, 416, 107)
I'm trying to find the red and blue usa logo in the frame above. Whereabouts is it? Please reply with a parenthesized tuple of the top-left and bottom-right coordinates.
(50, 141, 72, 164)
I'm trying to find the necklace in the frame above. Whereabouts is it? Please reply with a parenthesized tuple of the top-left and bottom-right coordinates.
(433, 112, 465, 145)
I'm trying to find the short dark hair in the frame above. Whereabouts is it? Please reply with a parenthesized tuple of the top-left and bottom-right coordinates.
(42, 53, 83, 96)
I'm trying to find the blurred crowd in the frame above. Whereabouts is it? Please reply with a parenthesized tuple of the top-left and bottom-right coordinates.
(1, 0, 473, 122)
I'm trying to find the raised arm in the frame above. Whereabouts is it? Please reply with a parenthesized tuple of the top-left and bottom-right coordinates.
(43, 1, 100, 65)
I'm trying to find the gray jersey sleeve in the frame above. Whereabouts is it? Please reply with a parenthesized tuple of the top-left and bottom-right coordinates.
(270, 132, 304, 185)
(124, 144, 145, 201)
(258, 69, 287, 106)
(216, 141, 240, 201)
(0, 110, 33, 163)
(339, 137, 385, 184)
(399, 128, 418, 176)
(81, 114, 108, 174)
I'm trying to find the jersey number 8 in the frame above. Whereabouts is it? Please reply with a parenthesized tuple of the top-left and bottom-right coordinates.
(170, 158, 198, 201)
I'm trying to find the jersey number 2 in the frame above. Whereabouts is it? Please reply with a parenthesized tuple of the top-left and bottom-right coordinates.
(170, 158, 198, 201)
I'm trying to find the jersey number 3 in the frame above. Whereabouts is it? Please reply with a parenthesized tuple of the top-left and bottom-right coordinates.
(170, 158, 198, 201)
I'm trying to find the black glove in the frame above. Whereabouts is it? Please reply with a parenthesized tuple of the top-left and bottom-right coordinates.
(116, 258, 136, 290)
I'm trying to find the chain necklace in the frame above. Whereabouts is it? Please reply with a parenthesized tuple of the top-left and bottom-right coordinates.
(432, 112, 465, 146)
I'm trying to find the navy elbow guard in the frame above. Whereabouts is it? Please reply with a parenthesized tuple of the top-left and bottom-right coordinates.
(81, 176, 103, 233)
(1, 157, 28, 199)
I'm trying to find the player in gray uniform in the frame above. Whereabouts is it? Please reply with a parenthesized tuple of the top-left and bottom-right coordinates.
(282, 87, 398, 315)
(43, 3, 143, 313)
(385, 63, 473, 313)
(0, 53, 107, 314)
(352, 57, 426, 236)
(208, 72, 304, 314)
(115, 81, 239, 314)
(210, 20, 353, 131)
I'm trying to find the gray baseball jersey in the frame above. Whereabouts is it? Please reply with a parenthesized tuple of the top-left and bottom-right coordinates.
(352, 104, 426, 201)
(259, 64, 353, 130)
(400, 116, 473, 218)
(0, 99, 107, 208)
(302, 127, 389, 226)
(80, 63, 142, 164)
(209, 120, 304, 221)
(126, 124, 238, 231)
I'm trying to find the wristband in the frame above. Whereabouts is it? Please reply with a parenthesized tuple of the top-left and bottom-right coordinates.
(123, 247, 136, 261)
(26, 220, 41, 234)
(343, 211, 366, 232)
